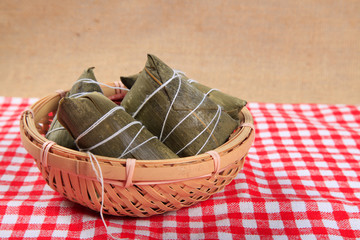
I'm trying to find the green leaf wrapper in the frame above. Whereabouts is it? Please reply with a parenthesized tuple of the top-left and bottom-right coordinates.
(46, 67, 103, 149)
(120, 69, 247, 121)
(120, 73, 139, 89)
(121, 54, 239, 157)
(57, 92, 179, 160)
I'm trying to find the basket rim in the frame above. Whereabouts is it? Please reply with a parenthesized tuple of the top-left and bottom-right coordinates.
(20, 82, 255, 182)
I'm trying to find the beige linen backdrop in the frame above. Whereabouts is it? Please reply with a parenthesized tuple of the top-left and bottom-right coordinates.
(1, 0, 359, 104)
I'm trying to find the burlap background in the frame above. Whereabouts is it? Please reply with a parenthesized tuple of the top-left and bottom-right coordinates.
(1, 0, 359, 104)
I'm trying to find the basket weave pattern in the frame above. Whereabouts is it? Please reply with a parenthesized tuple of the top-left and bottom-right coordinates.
(20, 83, 254, 217)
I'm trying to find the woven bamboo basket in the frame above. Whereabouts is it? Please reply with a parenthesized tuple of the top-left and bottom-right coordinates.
(20, 82, 255, 217)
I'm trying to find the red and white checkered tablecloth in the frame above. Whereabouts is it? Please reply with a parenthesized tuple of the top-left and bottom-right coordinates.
(0, 96, 359, 239)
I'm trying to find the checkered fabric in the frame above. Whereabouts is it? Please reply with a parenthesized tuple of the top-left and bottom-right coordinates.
(0, 96, 359, 239)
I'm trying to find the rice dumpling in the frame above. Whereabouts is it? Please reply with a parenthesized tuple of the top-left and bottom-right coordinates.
(120, 70, 247, 121)
(121, 54, 239, 157)
(57, 92, 179, 160)
(46, 67, 103, 149)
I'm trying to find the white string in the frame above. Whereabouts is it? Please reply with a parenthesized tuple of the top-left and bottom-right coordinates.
(75, 106, 124, 147)
(132, 68, 223, 155)
(120, 126, 146, 158)
(120, 135, 158, 158)
(78, 121, 142, 152)
(46, 115, 67, 139)
(132, 71, 180, 118)
(47, 86, 105, 138)
(159, 77, 182, 140)
(45, 127, 66, 138)
(78, 69, 222, 239)
(47, 79, 128, 151)
(87, 152, 121, 240)
(195, 105, 222, 155)
(176, 105, 222, 155)
(161, 88, 219, 143)
(172, 69, 186, 75)
(187, 79, 198, 84)
(68, 92, 93, 98)
(77, 78, 129, 92)
(75, 105, 158, 156)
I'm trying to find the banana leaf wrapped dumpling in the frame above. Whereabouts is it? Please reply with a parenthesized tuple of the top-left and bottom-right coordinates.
(46, 67, 103, 149)
(57, 92, 178, 160)
(185, 79, 247, 121)
(121, 54, 239, 157)
(120, 69, 247, 121)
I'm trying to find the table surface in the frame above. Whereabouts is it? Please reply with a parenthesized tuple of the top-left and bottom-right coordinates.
(1, 0, 359, 105)
(0, 96, 359, 239)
